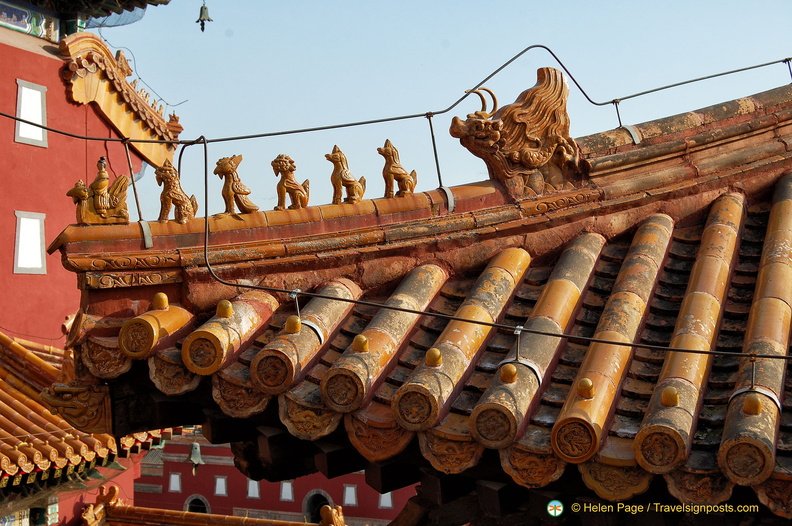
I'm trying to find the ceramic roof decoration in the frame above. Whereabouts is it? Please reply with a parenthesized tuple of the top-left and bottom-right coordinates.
(45, 67, 792, 522)
(0, 331, 164, 506)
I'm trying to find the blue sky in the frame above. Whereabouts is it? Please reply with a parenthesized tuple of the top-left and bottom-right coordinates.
(94, 1, 792, 218)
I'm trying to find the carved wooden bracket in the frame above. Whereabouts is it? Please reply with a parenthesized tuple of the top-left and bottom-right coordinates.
(41, 382, 112, 434)
(60, 32, 181, 168)
(450, 67, 589, 201)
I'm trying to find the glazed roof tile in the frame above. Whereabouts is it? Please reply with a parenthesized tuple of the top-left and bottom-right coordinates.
(46, 73, 792, 519)
(0, 331, 164, 487)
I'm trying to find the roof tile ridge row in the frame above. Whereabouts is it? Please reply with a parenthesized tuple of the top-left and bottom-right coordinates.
(474, 232, 607, 450)
(551, 214, 675, 464)
(578, 84, 792, 159)
(718, 173, 792, 487)
(0, 331, 60, 385)
(391, 248, 532, 433)
(634, 192, 746, 474)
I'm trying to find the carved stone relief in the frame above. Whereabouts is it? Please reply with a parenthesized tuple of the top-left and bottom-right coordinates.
(665, 470, 733, 505)
(501, 445, 566, 488)
(579, 461, 653, 501)
(212, 375, 270, 418)
(419, 431, 484, 474)
(279, 395, 340, 440)
(344, 414, 414, 462)
(80, 338, 131, 379)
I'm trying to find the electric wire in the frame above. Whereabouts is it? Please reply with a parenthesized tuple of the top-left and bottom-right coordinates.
(195, 129, 792, 363)
(5, 45, 792, 360)
(2, 48, 790, 147)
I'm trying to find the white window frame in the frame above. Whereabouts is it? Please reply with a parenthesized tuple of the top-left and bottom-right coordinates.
(280, 480, 294, 502)
(342, 485, 357, 507)
(214, 476, 227, 496)
(14, 211, 46, 275)
(246, 479, 260, 499)
(168, 472, 181, 493)
(15, 80, 47, 147)
(378, 492, 393, 509)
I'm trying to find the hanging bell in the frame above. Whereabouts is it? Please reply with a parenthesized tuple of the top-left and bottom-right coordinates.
(196, 2, 212, 32)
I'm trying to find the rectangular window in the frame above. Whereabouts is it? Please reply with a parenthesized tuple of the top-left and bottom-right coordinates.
(15, 80, 47, 147)
(247, 479, 260, 499)
(343, 485, 357, 507)
(279, 480, 294, 501)
(378, 492, 393, 509)
(168, 472, 181, 492)
(214, 476, 227, 496)
(14, 211, 46, 274)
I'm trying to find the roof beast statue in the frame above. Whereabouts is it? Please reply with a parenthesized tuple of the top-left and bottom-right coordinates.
(450, 67, 589, 200)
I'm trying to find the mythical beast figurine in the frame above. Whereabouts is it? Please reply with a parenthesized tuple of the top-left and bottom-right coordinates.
(326, 145, 366, 204)
(214, 154, 259, 214)
(155, 160, 198, 224)
(377, 139, 417, 198)
(450, 67, 589, 199)
(271, 154, 309, 210)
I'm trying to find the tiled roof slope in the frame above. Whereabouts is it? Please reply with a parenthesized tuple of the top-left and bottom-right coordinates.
(0, 332, 163, 500)
(45, 74, 792, 520)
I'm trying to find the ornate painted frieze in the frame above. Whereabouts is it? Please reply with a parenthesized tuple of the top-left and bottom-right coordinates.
(450, 67, 589, 200)
(0, 1, 58, 41)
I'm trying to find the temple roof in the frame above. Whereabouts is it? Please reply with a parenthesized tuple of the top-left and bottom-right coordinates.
(26, 1, 170, 18)
(82, 484, 346, 526)
(0, 331, 164, 505)
(45, 70, 792, 521)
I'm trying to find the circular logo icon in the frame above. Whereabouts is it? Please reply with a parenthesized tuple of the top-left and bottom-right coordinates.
(547, 500, 564, 517)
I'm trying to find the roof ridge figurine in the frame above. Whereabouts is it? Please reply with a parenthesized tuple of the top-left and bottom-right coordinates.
(378, 139, 417, 198)
(214, 154, 259, 214)
(156, 159, 198, 224)
(326, 145, 366, 204)
(450, 67, 589, 199)
(271, 154, 309, 210)
(66, 157, 129, 225)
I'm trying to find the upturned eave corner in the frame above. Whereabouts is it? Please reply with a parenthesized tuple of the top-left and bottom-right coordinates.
(59, 32, 182, 167)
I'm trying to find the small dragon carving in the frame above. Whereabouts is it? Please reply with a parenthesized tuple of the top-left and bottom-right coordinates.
(450, 67, 589, 199)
